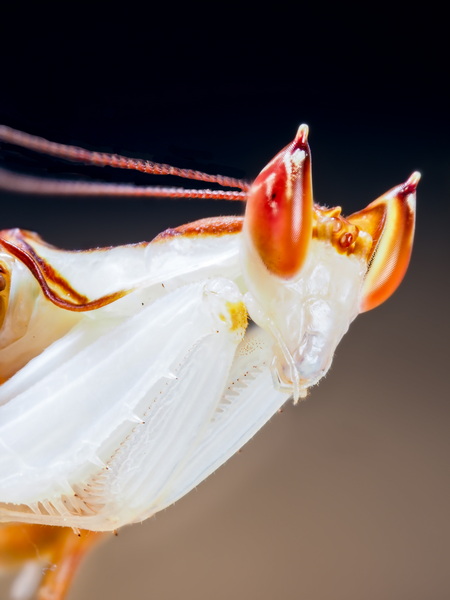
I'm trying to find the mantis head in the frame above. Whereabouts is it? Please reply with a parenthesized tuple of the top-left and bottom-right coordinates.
(242, 125, 419, 399)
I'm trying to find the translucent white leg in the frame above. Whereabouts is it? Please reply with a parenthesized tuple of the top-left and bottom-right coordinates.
(0, 278, 247, 531)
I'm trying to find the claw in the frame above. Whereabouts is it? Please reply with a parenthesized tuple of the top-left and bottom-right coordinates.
(245, 124, 314, 278)
(348, 171, 419, 312)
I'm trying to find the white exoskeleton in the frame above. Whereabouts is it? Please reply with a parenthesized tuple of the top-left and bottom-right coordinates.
(0, 123, 418, 599)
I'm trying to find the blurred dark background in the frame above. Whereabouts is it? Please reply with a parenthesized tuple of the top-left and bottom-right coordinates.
(0, 6, 449, 600)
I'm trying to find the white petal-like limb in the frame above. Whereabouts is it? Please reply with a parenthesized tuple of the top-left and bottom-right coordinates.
(0, 277, 254, 530)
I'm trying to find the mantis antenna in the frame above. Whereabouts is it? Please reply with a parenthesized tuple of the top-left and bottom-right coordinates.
(0, 124, 250, 200)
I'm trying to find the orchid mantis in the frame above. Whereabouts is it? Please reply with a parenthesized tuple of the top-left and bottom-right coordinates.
(0, 123, 418, 599)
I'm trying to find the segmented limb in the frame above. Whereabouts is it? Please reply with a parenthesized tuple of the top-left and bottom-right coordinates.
(0, 523, 104, 600)
(35, 528, 104, 600)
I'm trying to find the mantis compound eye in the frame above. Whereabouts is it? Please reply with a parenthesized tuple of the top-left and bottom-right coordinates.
(245, 124, 313, 278)
(347, 171, 419, 312)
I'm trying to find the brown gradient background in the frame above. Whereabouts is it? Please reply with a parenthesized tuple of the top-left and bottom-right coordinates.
(0, 8, 449, 600)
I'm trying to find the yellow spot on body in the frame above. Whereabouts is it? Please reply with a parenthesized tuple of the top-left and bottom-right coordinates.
(225, 300, 248, 332)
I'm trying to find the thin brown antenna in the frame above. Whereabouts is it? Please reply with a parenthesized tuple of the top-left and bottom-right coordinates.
(0, 125, 251, 192)
(0, 168, 248, 200)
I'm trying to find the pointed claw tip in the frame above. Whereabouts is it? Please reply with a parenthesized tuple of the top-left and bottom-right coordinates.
(295, 124, 309, 145)
(402, 171, 421, 195)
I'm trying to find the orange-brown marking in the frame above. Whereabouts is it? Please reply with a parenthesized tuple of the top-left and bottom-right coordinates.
(0, 260, 10, 329)
(152, 216, 244, 242)
(0, 230, 129, 312)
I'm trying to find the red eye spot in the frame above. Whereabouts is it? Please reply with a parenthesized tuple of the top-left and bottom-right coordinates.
(339, 232, 354, 248)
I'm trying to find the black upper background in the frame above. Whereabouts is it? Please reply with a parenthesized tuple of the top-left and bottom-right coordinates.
(0, 7, 448, 249)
